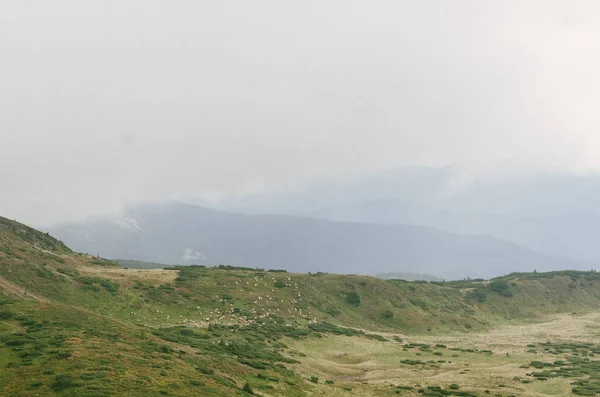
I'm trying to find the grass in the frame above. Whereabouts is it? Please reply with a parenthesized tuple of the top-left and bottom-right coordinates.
(0, 302, 238, 396)
(283, 312, 600, 396)
(5, 217, 600, 395)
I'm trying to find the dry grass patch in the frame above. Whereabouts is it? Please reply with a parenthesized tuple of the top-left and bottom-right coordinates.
(284, 312, 600, 396)
(79, 266, 178, 284)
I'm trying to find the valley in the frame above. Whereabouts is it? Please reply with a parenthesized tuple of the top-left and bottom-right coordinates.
(3, 216, 600, 396)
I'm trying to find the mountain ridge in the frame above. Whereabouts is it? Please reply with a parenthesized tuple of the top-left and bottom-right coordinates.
(306, 198, 600, 262)
(46, 202, 593, 280)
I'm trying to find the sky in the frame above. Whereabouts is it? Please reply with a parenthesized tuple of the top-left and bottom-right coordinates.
(2, 1, 600, 226)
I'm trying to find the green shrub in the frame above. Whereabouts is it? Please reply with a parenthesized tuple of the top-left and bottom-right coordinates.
(308, 322, 364, 336)
(51, 374, 78, 391)
(56, 351, 72, 359)
(408, 298, 429, 310)
(27, 381, 43, 390)
(466, 288, 487, 303)
(57, 268, 79, 277)
(242, 382, 254, 394)
(365, 333, 387, 342)
(218, 265, 260, 271)
(75, 276, 119, 294)
(239, 359, 269, 370)
(488, 280, 513, 297)
(196, 365, 214, 375)
(345, 291, 361, 306)
(325, 307, 341, 317)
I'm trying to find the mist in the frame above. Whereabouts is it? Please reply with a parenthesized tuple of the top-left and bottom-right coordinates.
(2, 1, 600, 226)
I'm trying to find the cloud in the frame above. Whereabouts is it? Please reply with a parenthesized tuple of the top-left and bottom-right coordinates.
(2, 1, 600, 225)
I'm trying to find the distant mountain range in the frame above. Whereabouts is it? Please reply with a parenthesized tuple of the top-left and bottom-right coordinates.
(307, 199, 600, 262)
(47, 202, 591, 280)
(186, 164, 600, 263)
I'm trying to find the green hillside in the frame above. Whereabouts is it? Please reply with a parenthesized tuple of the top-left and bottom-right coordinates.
(3, 216, 600, 396)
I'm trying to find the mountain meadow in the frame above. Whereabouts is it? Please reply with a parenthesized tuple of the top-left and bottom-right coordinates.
(3, 216, 600, 396)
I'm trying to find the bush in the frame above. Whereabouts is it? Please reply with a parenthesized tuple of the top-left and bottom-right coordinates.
(308, 323, 364, 336)
(242, 382, 254, 394)
(325, 307, 341, 317)
(190, 380, 205, 386)
(381, 309, 394, 319)
(274, 280, 287, 288)
(51, 374, 78, 391)
(466, 289, 487, 303)
(56, 351, 72, 359)
(239, 359, 269, 370)
(345, 291, 361, 306)
(218, 265, 260, 271)
(76, 276, 119, 294)
(27, 381, 43, 390)
(488, 280, 513, 297)
(196, 365, 214, 375)
(408, 298, 429, 310)
(57, 267, 79, 277)
(365, 334, 387, 342)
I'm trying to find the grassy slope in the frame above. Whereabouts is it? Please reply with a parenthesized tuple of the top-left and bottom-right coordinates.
(3, 216, 600, 396)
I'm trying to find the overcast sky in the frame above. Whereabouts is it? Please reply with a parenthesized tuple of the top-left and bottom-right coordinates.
(2, 1, 600, 226)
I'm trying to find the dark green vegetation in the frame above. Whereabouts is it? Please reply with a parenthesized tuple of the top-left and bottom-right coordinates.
(415, 385, 478, 397)
(4, 216, 600, 395)
(523, 342, 600, 396)
(376, 272, 443, 282)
